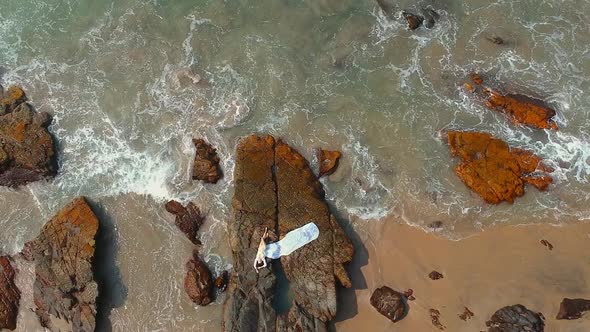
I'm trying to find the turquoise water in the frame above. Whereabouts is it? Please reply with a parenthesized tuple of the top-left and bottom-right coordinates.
(1, 0, 590, 330)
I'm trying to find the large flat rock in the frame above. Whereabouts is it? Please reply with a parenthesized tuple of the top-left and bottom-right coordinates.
(223, 135, 354, 332)
(0, 256, 20, 330)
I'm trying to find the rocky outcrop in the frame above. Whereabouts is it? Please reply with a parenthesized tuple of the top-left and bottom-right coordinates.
(165, 200, 205, 245)
(467, 74, 558, 130)
(184, 250, 213, 306)
(0, 85, 56, 187)
(556, 298, 590, 320)
(223, 135, 354, 332)
(369, 286, 407, 323)
(486, 304, 545, 332)
(21, 197, 99, 332)
(447, 131, 553, 204)
(0, 256, 20, 331)
(192, 138, 223, 184)
(317, 149, 341, 177)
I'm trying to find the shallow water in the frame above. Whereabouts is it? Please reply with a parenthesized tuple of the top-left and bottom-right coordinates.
(1, 0, 590, 330)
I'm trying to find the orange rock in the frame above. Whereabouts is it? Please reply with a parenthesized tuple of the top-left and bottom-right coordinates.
(463, 83, 475, 93)
(447, 131, 553, 204)
(468, 75, 558, 130)
(317, 149, 342, 177)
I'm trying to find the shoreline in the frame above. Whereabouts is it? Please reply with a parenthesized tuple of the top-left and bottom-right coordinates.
(335, 218, 590, 331)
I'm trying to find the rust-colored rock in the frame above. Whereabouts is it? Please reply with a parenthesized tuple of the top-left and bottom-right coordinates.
(468, 74, 558, 130)
(447, 131, 553, 204)
(214, 270, 228, 292)
(459, 307, 474, 321)
(23, 197, 99, 332)
(0, 85, 56, 187)
(429, 308, 445, 330)
(165, 200, 204, 245)
(192, 138, 223, 184)
(0, 256, 20, 331)
(486, 304, 545, 332)
(223, 134, 354, 332)
(318, 149, 342, 177)
(403, 11, 423, 30)
(556, 298, 590, 320)
(370, 286, 407, 323)
(429, 270, 444, 280)
(184, 250, 213, 306)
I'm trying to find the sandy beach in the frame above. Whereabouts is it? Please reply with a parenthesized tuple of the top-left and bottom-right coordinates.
(335, 219, 590, 331)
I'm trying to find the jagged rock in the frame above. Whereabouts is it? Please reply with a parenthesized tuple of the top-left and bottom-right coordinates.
(0, 86, 56, 187)
(428, 271, 444, 280)
(318, 149, 342, 177)
(402, 11, 423, 30)
(184, 250, 213, 306)
(22, 197, 99, 332)
(192, 138, 223, 184)
(468, 74, 558, 130)
(556, 298, 590, 320)
(165, 200, 204, 245)
(0, 256, 20, 331)
(447, 131, 553, 204)
(214, 270, 229, 292)
(370, 286, 407, 323)
(223, 134, 354, 332)
(486, 304, 545, 332)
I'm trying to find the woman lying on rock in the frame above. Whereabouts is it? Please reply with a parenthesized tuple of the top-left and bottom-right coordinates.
(254, 222, 320, 273)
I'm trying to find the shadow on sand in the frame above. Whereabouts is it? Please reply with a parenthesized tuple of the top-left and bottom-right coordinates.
(88, 199, 128, 332)
(327, 201, 369, 329)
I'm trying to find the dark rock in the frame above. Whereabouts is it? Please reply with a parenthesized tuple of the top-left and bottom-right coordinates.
(214, 270, 228, 292)
(447, 131, 553, 204)
(318, 149, 342, 177)
(422, 8, 439, 29)
(468, 74, 558, 130)
(192, 138, 223, 184)
(0, 256, 20, 331)
(184, 250, 213, 306)
(23, 197, 99, 332)
(486, 36, 505, 45)
(165, 200, 204, 245)
(223, 134, 354, 331)
(459, 307, 474, 321)
(430, 308, 445, 330)
(402, 11, 424, 30)
(540, 239, 553, 250)
(556, 298, 590, 320)
(429, 271, 444, 280)
(486, 304, 545, 332)
(0, 86, 56, 187)
(370, 286, 407, 323)
(428, 220, 443, 230)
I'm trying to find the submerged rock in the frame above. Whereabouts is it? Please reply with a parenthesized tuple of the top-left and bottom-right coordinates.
(0, 256, 20, 331)
(402, 11, 423, 30)
(370, 286, 407, 323)
(192, 138, 223, 184)
(459, 307, 474, 321)
(468, 74, 558, 130)
(223, 134, 354, 331)
(556, 298, 590, 320)
(486, 304, 545, 332)
(184, 250, 213, 306)
(375, 0, 396, 17)
(447, 131, 553, 204)
(165, 200, 205, 245)
(0, 86, 56, 187)
(429, 308, 445, 330)
(422, 8, 440, 29)
(428, 270, 444, 280)
(22, 197, 99, 332)
(318, 149, 342, 177)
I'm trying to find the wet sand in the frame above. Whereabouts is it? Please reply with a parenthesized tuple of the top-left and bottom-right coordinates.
(335, 219, 590, 331)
